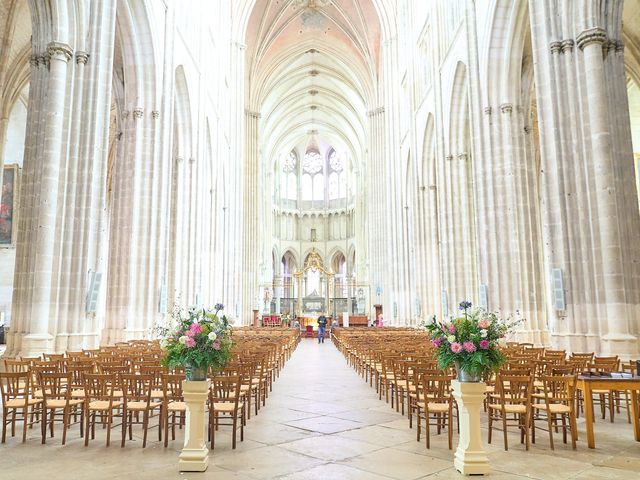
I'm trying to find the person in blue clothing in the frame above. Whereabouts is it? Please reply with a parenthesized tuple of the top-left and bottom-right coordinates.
(317, 314, 328, 343)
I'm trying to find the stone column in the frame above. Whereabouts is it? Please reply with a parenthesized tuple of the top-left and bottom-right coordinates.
(179, 380, 210, 472)
(452, 381, 490, 475)
(21, 42, 73, 357)
(577, 28, 637, 353)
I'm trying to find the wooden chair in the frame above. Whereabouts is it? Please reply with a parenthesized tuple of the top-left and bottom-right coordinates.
(0, 372, 43, 443)
(38, 372, 84, 444)
(532, 375, 577, 450)
(162, 373, 186, 447)
(488, 374, 532, 450)
(83, 373, 122, 446)
(209, 375, 245, 449)
(120, 374, 161, 448)
(416, 370, 454, 449)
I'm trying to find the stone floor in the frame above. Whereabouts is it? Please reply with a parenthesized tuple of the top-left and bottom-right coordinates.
(2, 339, 640, 480)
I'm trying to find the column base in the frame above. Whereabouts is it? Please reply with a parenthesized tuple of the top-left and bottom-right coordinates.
(178, 448, 209, 472)
(20, 333, 54, 358)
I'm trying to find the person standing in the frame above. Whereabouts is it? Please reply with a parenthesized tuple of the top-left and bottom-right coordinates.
(317, 314, 328, 343)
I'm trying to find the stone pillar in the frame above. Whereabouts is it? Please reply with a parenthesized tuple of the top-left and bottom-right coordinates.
(20, 42, 73, 357)
(274, 276, 282, 315)
(179, 380, 210, 472)
(452, 381, 490, 475)
(577, 28, 637, 353)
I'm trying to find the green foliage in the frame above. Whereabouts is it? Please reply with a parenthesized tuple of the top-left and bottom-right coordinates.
(425, 302, 523, 377)
(160, 305, 234, 371)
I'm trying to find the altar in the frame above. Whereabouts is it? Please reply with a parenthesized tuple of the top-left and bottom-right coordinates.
(298, 315, 332, 329)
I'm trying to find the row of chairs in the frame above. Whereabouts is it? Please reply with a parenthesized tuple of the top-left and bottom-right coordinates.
(332, 329, 639, 452)
(0, 329, 301, 449)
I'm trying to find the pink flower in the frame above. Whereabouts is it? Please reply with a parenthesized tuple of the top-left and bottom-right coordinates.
(478, 319, 490, 329)
(212, 340, 221, 351)
(448, 324, 456, 334)
(185, 329, 195, 338)
(479, 340, 490, 350)
(185, 337, 196, 348)
(450, 342, 463, 353)
(463, 341, 476, 353)
(189, 323, 203, 334)
(431, 337, 442, 348)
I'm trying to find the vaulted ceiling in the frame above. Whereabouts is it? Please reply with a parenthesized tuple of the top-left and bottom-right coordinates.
(245, 0, 382, 169)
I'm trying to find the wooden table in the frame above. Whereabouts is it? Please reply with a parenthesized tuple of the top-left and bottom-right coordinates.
(576, 375, 640, 448)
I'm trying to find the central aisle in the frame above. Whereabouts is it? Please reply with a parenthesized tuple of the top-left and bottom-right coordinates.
(208, 338, 453, 479)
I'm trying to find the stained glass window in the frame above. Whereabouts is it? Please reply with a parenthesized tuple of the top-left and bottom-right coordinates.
(329, 150, 343, 172)
(283, 151, 297, 172)
(302, 151, 323, 174)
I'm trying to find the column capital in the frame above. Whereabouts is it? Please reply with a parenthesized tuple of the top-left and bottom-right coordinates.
(500, 103, 513, 114)
(30, 54, 39, 67)
(483, 106, 492, 115)
(152, 110, 160, 119)
(133, 107, 144, 119)
(549, 41, 562, 54)
(47, 41, 73, 62)
(245, 109, 261, 119)
(561, 39, 574, 54)
(577, 27, 607, 50)
(457, 153, 468, 161)
(122, 110, 130, 120)
(445, 155, 454, 161)
(75, 51, 89, 65)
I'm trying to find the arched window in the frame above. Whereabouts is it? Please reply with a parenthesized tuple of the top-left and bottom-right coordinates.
(301, 174, 312, 200)
(313, 174, 324, 201)
(281, 151, 298, 201)
(328, 172, 339, 199)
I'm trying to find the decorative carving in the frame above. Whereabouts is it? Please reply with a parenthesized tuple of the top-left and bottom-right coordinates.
(615, 41, 625, 53)
(293, 248, 334, 278)
(75, 51, 89, 65)
(306, 48, 319, 54)
(189, 157, 196, 164)
(122, 110, 130, 119)
(524, 125, 532, 135)
(576, 27, 607, 50)
(133, 108, 144, 119)
(308, 89, 319, 96)
(560, 39, 574, 54)
(152, 110, 160, 119)
(310, 105, 318, 110)
(309, 69, 319, 76)
(245, 109, 260, 119)
(47, 42, 73, 62)
(30, 55, 39, 67)
(366, 107, 385, 117)
(500, 103, 513, 114)
(445, 155, 453, 161)
(549, 41, 562, 54)
(483, 106, 492, 115)
(457, 153, 468, 161)
(175, 156, 184, 163)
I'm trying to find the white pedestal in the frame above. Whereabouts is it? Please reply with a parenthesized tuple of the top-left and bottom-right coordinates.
(179, 380, 210, 472)
(451, 380, 490, 476)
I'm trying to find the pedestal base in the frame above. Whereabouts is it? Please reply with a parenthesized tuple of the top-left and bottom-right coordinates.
(452, 380, 490, 476)
(179, 380, 210, 472)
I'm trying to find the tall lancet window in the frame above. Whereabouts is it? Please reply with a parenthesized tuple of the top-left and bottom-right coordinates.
(281, 150, 297, 200)
(328, 149, 346, 200)
(302, 133, 324, 202)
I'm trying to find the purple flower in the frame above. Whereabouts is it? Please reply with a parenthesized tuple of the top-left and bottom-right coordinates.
(459, 300, 472, 311)
(479, 340, 490, 350)
(448, 324, 456, 334)
(450, 342, 463, 353)
(463, 341, 476, 353)
(214, 303, 224, 312)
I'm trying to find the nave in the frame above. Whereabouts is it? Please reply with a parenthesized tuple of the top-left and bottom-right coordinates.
(2, 338, 638, 480)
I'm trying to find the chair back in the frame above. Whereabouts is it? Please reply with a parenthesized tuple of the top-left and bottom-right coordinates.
(83, 373, 117, 405)
(162, 373, 185, 402)
(540, 374, 576, 409)
(210, 375, 242, 409)
(0, 372, 31, 405)
(38, 372, 72, 403)
(3, 359, 31, 373)
(121, 374, 153, 408)
(496, 374, 531, 407)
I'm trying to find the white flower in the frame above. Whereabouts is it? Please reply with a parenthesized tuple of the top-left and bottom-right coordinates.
(208, 332, 217, 342)
(447, 335, 456, 343)
(178, 336, 188, 345)
(160, 338, 168, 348)
(498, 337, 507, 347)
(480, 329, 488, 338)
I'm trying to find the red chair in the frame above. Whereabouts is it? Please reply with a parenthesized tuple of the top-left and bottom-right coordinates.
(305, 325, 314, 338)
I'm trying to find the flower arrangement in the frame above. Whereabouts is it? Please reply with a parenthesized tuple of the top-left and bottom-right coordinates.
(160, 303, 234, 380)
(424, 301, 522, 381)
